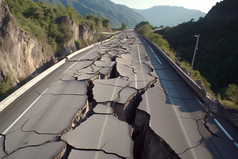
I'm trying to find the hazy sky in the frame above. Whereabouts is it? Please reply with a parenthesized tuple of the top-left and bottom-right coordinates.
(110, 0, 223, 13)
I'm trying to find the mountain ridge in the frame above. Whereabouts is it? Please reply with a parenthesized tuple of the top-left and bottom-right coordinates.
(134, 5, 206, 27)
(33, 0, 146, 29)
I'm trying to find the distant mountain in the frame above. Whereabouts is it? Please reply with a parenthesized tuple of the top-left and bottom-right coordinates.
(134, 6, 206, 27)
(33, 0, 146, 29)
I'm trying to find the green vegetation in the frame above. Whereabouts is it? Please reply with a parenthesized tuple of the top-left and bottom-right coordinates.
(75, 40, 82, 50)
(6, 0, 78, 53)
(33, 0, 145, 29)
(0, 76, 13, 101)
(135, 21, 152, 36)
(135, 22, 214, 95)
(223, 84, 238, 110)
(121, 23, 127, 31)
(84, 14, 110, 31)
(2, 0, 111, 101)
(154, 0, 238, 110)
(6, 0, 110, 54)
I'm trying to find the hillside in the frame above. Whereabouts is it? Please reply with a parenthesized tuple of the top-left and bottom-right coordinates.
(33, 0, 146, 29)
(134, 6, 206, 27)
(156, 0, 238, 108)
(205, 0, 238, 20)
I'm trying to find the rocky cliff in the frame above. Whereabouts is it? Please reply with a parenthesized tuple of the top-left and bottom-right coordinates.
(0, 0, 52, 87)
(0, 0, 108, 92)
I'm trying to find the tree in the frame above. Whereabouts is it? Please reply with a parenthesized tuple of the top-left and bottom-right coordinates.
(102, 18, 110, 28)
(136, 23, 152, 36)
(225, 84, 238, 104)
(135, 21, 152, 31)
(121, 22, 127, 30)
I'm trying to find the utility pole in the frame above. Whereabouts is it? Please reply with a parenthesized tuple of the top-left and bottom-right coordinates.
(190, 34, 200, 76)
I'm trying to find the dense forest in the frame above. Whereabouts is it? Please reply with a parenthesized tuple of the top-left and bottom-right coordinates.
(155, 0, 238, 109)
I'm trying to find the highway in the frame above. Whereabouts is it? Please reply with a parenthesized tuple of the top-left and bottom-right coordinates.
(0, 30, 238, 158)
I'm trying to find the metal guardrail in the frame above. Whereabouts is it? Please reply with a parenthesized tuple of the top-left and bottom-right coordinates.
(142, 36, 219, 111)
(0, 38, 111, 112)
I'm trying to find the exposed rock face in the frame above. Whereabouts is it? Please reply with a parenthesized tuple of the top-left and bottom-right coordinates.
(0, 0, 109, 89)
(0, 0, 52, 86)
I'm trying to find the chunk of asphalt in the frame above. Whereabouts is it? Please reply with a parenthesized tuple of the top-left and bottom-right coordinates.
(116, 58, 133, 66)
(5, 131, 55, 154)
(93, 83, 122, 102)
(6, 141, 66, 159)
(134, 65, 153, 74)
(68, 149, 122, 159)
(0, 136, 6, 158)
(46, 80, 87, 95)
(76, 74, 98, 81)
(94, 78, 130, 88)
(117, 63, 134, 77)
(77, 66, 94, 74)
(94, 61, 116, 68)
(22, 95, 88, 134)
(61, 115, 133, 158)
(94, 104, 114, 114)
(118, 87, 137, 104)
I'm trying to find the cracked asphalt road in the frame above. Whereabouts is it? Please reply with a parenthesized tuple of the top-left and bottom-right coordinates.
(0, 31, 238, 159)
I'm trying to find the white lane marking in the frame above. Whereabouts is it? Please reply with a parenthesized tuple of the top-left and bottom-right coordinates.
(167, 91, 197, 158)
(135, 74, 138, 89)
(142, 38, 147, 44)
(195, 97, 204, 107)
(111, 78, 119, 101)
(63, 62, 77, 74)
(63, 48, 97, 74)
(137, 44, 151, 114)
(144, 92, 151, 114)
(214, 119, 238, 148)
(137, 44, 142, 64)
(195, 97, 238, 148)
(95, 78, 120, 158)
(0, 88, 48, 136)
(148, 46, 162, 64)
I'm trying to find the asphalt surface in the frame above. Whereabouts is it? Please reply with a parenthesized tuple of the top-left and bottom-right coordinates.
(0, 30, 238, 159)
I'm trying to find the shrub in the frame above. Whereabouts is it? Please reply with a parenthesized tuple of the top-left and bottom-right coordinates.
(0, 76, 13, 101)
(75, 40, 82, 50)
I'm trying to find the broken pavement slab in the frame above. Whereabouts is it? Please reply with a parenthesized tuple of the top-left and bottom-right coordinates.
(94, 78, 130, 88)
(93, 104, 114, 114)
(94, 61, 116, 68)
(5, 141, 66, 159)
(46, 80, 87, 95)
(117, 63, 135, 77)
(93, 82, 122, 102)
(5, 130, 55, 154)
(22, 95, 88, 134)
(68, 149, 122, 159)
(61, 115, 133, 158)
(0, 136, 6, 158)
(118, 87, 138, 104)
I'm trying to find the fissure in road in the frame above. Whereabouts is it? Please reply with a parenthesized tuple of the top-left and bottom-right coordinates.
(1, 31, 208, 159)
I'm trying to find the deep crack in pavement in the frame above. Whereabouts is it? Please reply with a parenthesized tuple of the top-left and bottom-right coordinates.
(2, 31, 234, 159)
